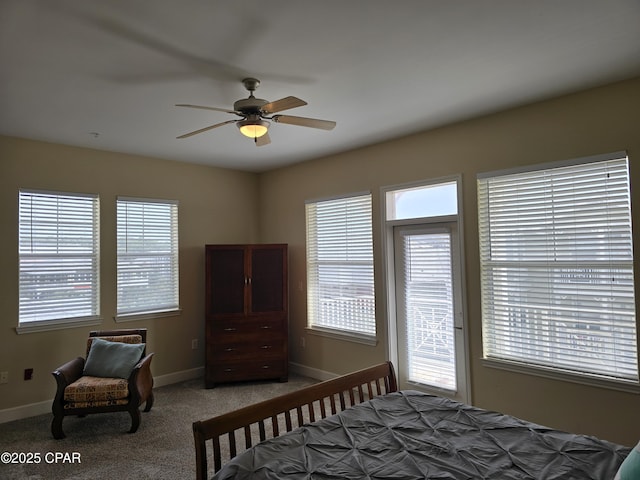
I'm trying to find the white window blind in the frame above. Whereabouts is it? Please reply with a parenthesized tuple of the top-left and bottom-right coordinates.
(19, 190, 100, 324)
(117, 197, 179, 317)
(306, 193, 375, 338)
(477, 153, 638, 384)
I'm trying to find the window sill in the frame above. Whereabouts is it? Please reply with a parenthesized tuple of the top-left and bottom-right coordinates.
(305, 326, 377, 346)
(481, 357, 640, 394)
(115, 308, 182, 323)
(16, 316, 103, 334)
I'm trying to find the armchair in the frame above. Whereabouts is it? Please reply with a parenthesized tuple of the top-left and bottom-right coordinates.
(51, 328, 154, 439)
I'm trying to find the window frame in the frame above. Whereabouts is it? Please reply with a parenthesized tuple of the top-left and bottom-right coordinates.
(305, 192, 376, 344)
(116, 196, 180, 322)
(17, 189, 101, 334)
(477, 152, 639, 392)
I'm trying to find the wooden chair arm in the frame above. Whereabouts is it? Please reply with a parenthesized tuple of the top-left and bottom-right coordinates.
(51, 357, 85, 417)
(52, 357, 85, 388)
(130, 353, 154, 404)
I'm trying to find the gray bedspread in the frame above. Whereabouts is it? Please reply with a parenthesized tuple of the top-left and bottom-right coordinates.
(214, 390, 629, 479)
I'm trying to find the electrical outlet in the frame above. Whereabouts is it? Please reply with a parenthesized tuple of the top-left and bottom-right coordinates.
(0, 371, 8, 384)
(191, 339, 198, 350)
(300, 337, 306, 349)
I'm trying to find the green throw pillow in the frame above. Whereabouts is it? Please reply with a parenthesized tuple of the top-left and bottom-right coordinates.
(83, 337, 145, 379)
(615, 441, 640, 480)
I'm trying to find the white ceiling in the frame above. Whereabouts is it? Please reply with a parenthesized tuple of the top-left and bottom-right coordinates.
(1, 1, 639, 172)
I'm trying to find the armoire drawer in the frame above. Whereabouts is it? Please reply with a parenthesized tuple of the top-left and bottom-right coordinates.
(210, 359, 286, 383)
(211, 341, 285, 362)
(209, 317, 284, 335)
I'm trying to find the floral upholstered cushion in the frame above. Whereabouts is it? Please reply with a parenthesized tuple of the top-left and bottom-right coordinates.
(63, 376, 130, 408)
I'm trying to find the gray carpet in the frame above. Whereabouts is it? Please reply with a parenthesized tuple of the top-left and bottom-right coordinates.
(0, 374, 318, 480)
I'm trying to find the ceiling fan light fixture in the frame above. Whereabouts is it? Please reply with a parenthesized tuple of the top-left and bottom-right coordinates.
(238, 118, 269, 138)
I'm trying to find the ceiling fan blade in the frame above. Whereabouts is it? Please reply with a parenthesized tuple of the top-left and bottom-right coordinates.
(60, 6, 313, 87)
(256, 132, 271, 147)
(177, 120, 236, 139)
(176, 104, 238, 114)
(273, 115, 336, 130)
(261, 96, 307, 114)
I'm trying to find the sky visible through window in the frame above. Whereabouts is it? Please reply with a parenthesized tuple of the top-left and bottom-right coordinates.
(387, 182, 458, 220)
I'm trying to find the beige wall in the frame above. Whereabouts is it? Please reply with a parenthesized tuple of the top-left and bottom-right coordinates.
(259, 77, 640, 446)
(0, 137, 259, 410)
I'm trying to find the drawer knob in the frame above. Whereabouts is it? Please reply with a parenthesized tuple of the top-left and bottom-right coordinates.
(260, 345, 272, 349)
(261, 365, 270, 369)
(260, 326, 272, 329)
(223, 327, 237, 332)
(224, 348, 235, 352)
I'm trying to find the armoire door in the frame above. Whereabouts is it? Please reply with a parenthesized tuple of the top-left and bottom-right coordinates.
(206, 246, 245, 315)
(249, 245, 287, 314)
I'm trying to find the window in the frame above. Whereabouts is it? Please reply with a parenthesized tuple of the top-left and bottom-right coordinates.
(117, 197, 179, 319)
(305, 193, 375, 340)
(18, 190, 100, 331)
(386, 180, 458, 220)
(477, 153, 638, 387)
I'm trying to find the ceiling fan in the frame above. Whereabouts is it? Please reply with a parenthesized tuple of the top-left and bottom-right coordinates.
(176, 78, 336, 146)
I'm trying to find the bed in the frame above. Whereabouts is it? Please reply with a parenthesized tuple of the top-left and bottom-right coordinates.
(193, 362, 631, 479)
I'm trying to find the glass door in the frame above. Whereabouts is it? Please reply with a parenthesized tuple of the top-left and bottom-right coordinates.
(394, 223, 468, 402)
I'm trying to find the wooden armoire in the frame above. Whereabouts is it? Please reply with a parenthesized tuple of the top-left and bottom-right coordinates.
(204, 244, 288, 388)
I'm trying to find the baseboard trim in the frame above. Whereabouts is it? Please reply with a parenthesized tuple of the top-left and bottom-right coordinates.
(0, 366, 206, 425)
(0, 399, 51, 424)
(289, 362, 338, 382)
(153, 366, 204, 388)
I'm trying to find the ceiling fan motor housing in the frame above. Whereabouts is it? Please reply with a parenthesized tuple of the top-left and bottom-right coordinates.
(234, 97, 269, 114)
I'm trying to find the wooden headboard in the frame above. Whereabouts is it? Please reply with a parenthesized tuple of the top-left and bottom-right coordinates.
(193, 361, 398, 479)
